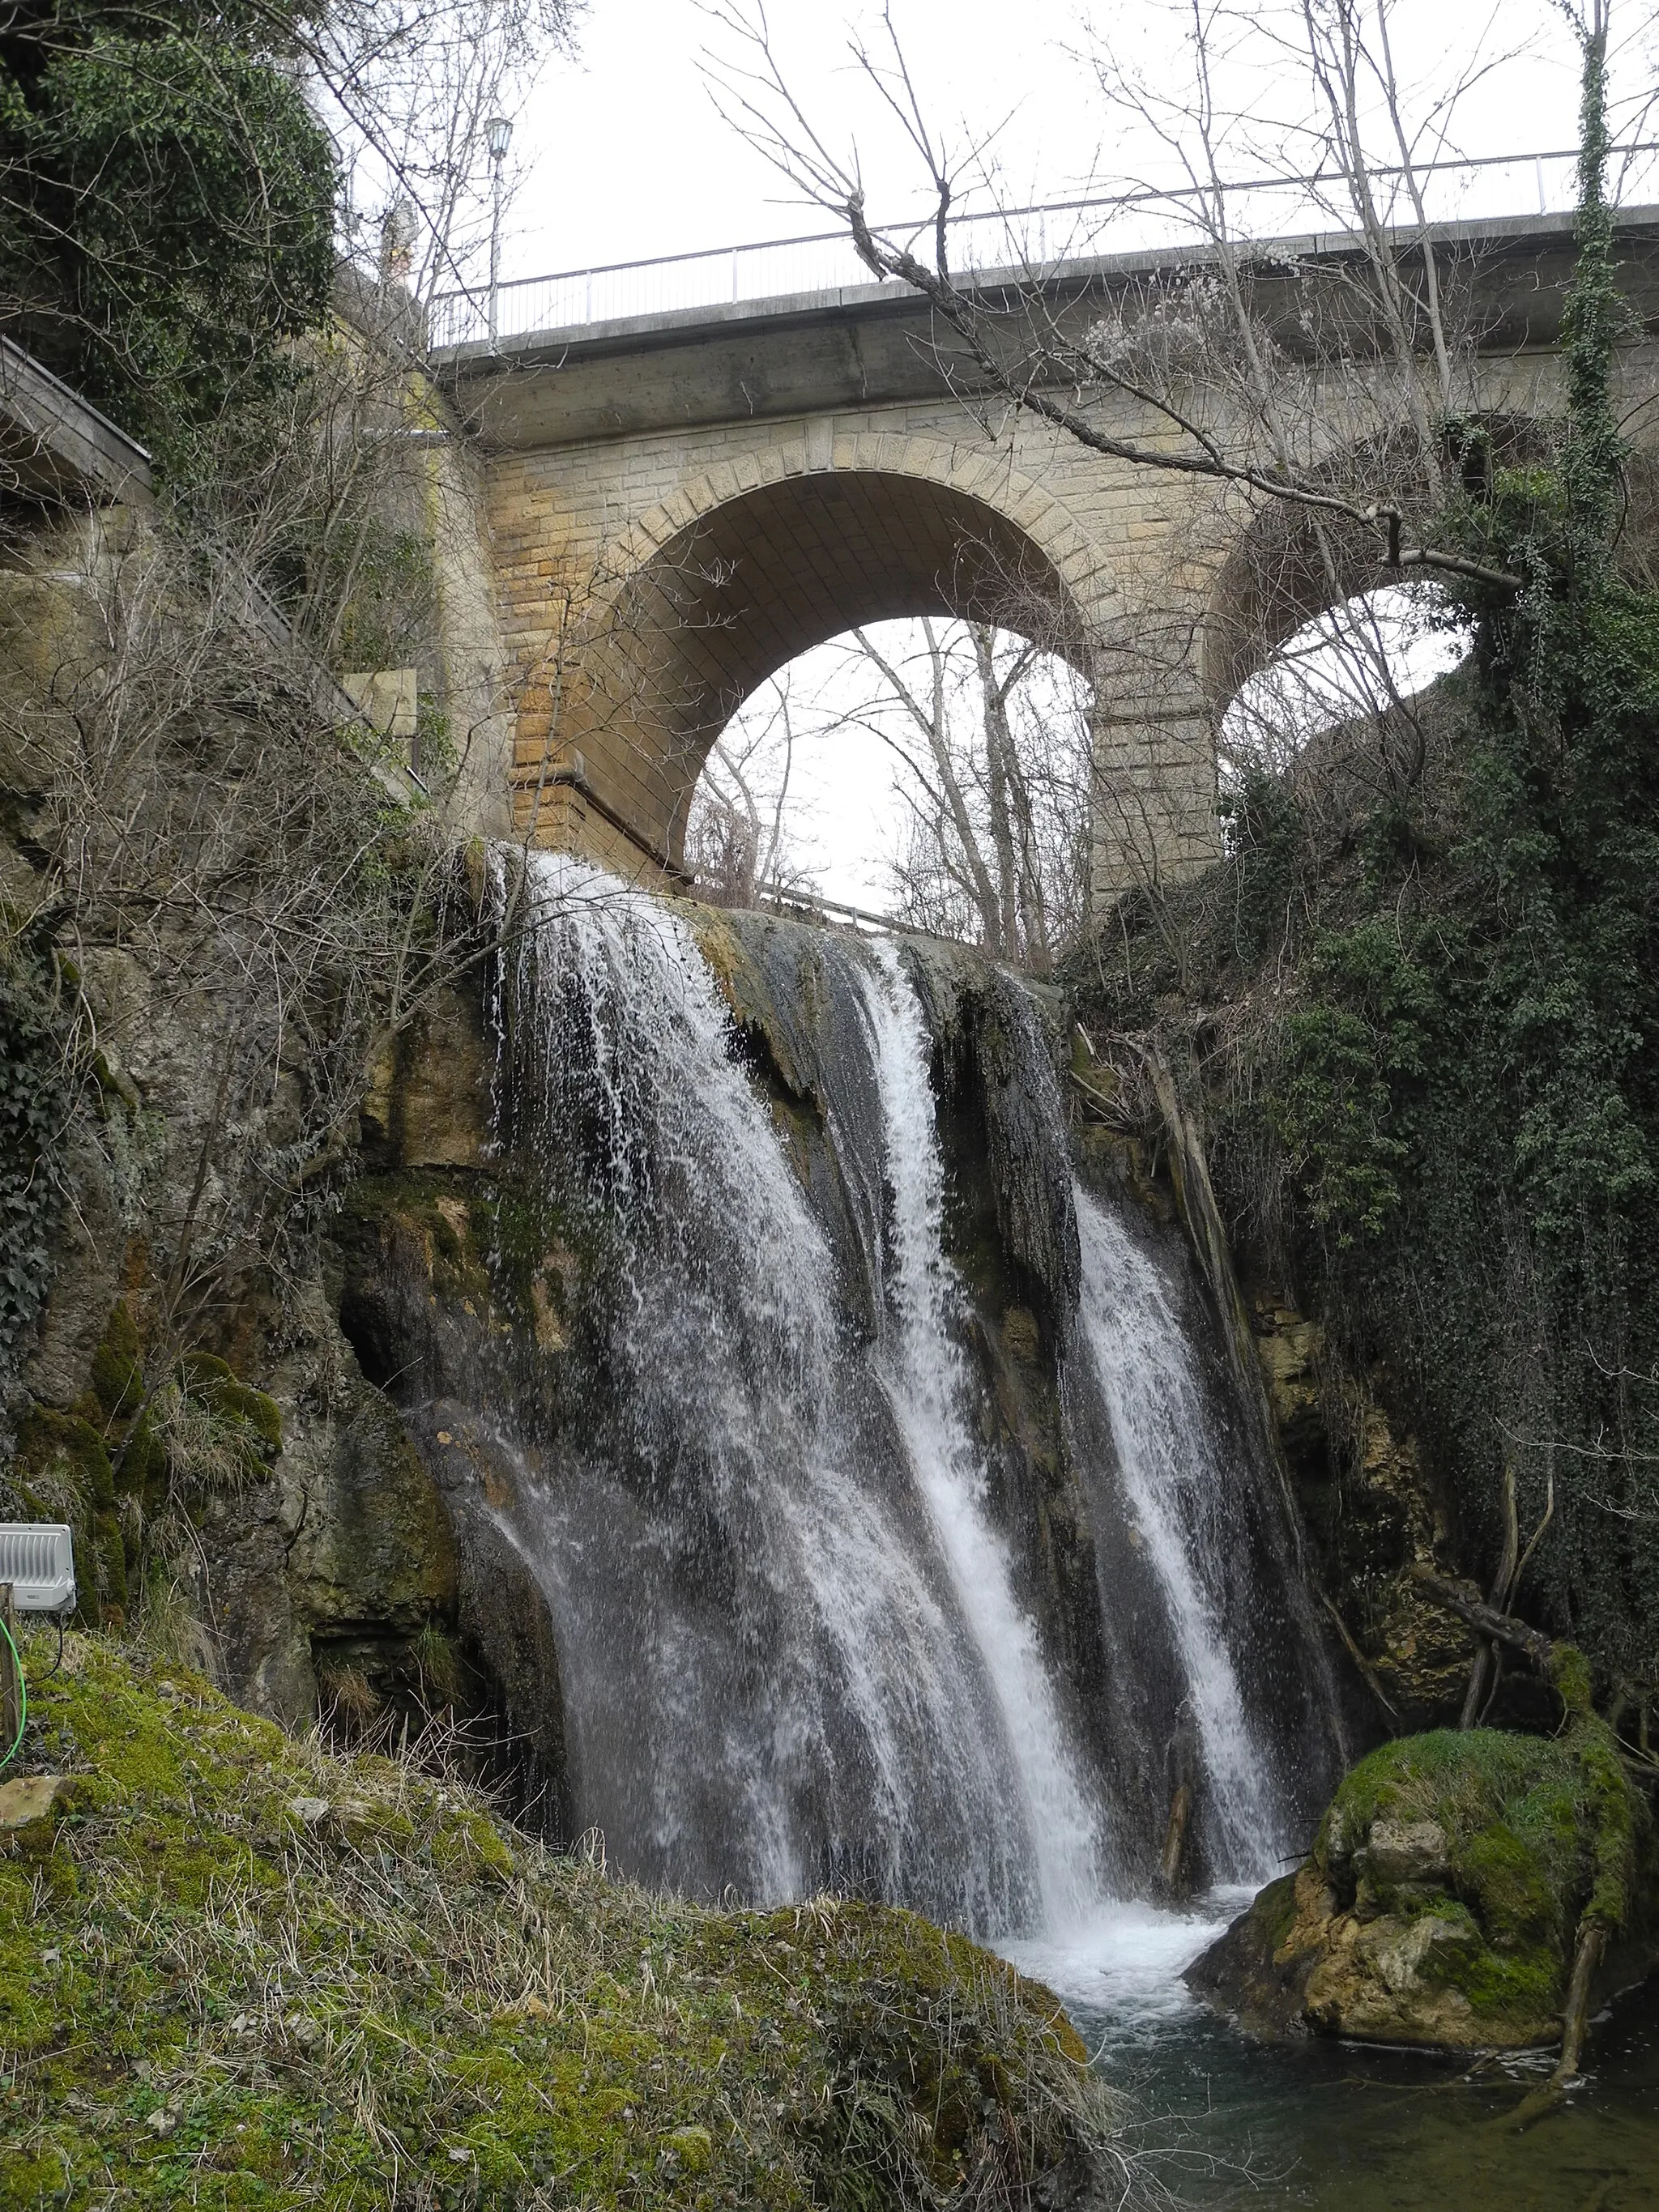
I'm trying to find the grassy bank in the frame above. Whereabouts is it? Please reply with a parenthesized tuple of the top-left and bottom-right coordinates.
(0, 1634, 1122, 2210)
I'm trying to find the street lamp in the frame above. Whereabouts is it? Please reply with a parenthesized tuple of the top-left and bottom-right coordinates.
(484, 115, 512, 346)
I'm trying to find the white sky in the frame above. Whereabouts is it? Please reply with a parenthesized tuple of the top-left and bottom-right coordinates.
(504, 1, 1629, 279)
(485, 2, 1651, 911)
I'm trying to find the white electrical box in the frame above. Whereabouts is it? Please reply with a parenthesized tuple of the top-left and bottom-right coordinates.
(0, 1524, 77, 1614)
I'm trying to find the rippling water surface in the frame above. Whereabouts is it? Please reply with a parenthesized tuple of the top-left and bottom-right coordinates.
(1002, 1902, 1659, 2210)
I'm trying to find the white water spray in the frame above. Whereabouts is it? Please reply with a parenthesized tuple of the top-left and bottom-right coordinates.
(1073, 1184, 1288, 1881)
(854, 941, 1108, 1925)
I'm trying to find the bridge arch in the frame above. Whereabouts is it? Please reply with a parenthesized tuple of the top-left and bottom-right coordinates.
(1200, 415, 1567, 715)
(514, 439, 1115, 875)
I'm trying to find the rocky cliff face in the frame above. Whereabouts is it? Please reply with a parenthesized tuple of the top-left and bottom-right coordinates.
(1247, 1293, 1491, 1729)
(0, 509, 477, 1746)
(2, 678, 1491, 1862)
(0, 940, 472, 1738)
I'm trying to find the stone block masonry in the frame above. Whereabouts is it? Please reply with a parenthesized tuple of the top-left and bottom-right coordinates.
(436, 209, 1659, 904)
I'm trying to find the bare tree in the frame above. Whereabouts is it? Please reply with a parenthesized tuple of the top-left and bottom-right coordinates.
(685, 678, 821, 906)
(702, 1, 1592, 612)
(799, 619, 1092, 965)
(289, 0, 582, 304)
(695, 1, 1631, 944)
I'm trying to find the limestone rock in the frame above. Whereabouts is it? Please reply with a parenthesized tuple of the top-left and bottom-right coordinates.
(1363, 1816, 1451, 1891)
(1369, 1571, 1477, 1724)
(359, 985, 490, 1169)
(1252, 1298, 1322, 1443)
(1187, 1726, 1657, 2050)
(1302, 1900, 1486, 2045)
(0, 1774, 78, 1854)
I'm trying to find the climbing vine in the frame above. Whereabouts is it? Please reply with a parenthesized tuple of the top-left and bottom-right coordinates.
(0, 961, 65, 1385)
(0, 2, 337, 456)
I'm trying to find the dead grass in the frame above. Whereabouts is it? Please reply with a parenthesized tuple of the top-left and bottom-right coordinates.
(0, 1630, 1141, 2211)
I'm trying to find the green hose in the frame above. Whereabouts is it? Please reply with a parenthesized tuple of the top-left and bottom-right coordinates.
(0, 1615, 26, 1772)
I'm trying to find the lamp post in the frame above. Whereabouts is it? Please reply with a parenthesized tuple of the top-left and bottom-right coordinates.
(484, 114, 512, 346)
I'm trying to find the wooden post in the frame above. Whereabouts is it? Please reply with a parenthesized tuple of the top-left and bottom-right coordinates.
(0, 1584, 19, 1752)
(1552, 1921, 1608, 2086)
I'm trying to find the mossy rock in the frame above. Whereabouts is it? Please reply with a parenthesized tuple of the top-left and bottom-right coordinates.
(177, 1352, 282, 1455)
(114, 1409, 166, 1506)
(1188, 1726, 1657, 2050)
(16, 1405, 115, 1511)
(0, 1635, 1121, 2209)
(87, 1298, 144, 1421)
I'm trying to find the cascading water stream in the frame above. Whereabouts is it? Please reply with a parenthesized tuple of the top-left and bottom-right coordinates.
(1071, 1187, 1290, 1884)
(852, 942, 1109, 1926)
(486, 853, 1054, 1929)
(469, 854, 1328, 1942)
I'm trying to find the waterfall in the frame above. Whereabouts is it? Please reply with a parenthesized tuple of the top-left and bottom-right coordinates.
(1071, 1187, 1290, 1883)
(852, 941, 1108, 1924)
(464, 855, 1328, 1935)
(487, 854, 1050, 1929)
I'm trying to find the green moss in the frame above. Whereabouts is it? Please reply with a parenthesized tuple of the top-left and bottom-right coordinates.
(93, 1509, 128, 1619)
(1255, 1871, 1301, 1954)
(1317, 1724, 1652, 2033)
(338, 1170, 499, 1307)
(177, 1353, 282, 1454)
(89, 1298, 145, 1421)
(471, 1183, 592, 1334)
(0, 1637, 1116, 2210)
(1572, 1711, 1640, 1933)
(117, 1410, 167, 1504)
(1549, 1643, 1595, 1722)
(17, 1405, 115, 1511)
(1448, 1937, 1563, 2028)
(1456, 1819, 1563, 1950)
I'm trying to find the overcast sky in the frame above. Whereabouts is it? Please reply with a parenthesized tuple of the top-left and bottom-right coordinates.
(503, 1, 1632, 280)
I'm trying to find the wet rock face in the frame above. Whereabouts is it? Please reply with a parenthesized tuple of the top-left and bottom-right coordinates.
(328, 906, 1127, 1860)
(1186, 1728, 1657, 2050)
(1244, 1291, 1492, 1733)
(2, 931, 480, 1731)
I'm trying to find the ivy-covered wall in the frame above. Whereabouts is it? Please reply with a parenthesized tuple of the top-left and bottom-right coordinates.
(0, 1, 336, 457)
(1072, 26, 1659, 1731)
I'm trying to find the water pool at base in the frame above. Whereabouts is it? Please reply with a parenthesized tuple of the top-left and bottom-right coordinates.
(1002, 1898, 1659, 2210)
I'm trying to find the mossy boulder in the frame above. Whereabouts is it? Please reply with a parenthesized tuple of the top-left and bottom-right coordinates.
(1187, 1727, 1657, 2049)
(177, 1351, 283, 1457)
(0, 1634, 1122, 2209)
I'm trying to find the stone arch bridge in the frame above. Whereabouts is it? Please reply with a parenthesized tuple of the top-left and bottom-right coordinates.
(434, 208, 1659, 900)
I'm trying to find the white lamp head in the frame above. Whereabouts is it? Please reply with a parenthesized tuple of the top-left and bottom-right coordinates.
(0, 1524, 76, 1614)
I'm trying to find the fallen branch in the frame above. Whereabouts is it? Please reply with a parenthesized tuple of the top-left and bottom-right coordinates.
(1409, 1566, 1556, 1670)
(1509, 1919, 1609, 2129)
(1320, 1592, 1400, 1724)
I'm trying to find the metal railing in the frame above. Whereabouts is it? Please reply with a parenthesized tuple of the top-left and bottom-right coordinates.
(429, 142, 1659, 352)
